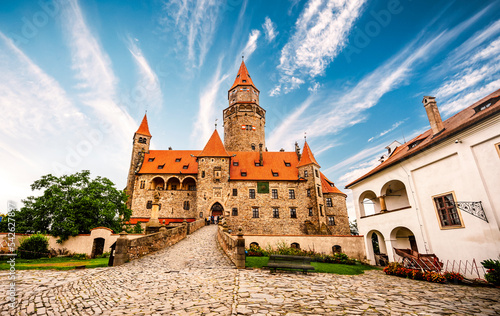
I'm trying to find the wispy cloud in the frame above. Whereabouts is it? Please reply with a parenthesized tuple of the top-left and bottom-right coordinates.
(126, 36, 163, 112)
(269, 8, 487, 149)
(60, 0, 137, 141)
(368, 119, 407, 142)
(262, 17, 278, 42)
(242, 29, 261, 59)
(191, 58, 229, 146)
(272, 0, 366, 95)
(161, 0, 221, 68)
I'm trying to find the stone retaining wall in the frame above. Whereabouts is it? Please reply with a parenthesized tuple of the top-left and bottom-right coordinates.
(217, 225, 245, 268)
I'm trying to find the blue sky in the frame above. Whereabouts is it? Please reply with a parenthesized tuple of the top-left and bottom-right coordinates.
(1, 0, 499, 219)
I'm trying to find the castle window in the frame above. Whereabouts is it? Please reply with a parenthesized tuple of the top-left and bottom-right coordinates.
(140, 180, 145, 189)
(251, 144, 256, 150)
(315, 169, 319, 177)
(326, 198, 333, 207)
(317, 186, 321, 197)
(175, 158, 181, 162)
(233, 189, 237, 196)
(138, 137, 147, 144)
(246, 125, 252, 130)
(158, 164, 165, 169)
(171, 184, 177, 190)
(320, 205, 323, 216)
(199, 212, 203, 218)
(183, 165, 189, 169)
(290, 208, 297, 218)
(242, 80, 247, 83)
(328, 216, 335, 226)
(148, 158, 155, 162)
(249, 189, 256, 199)
(183, 201, 190, 210)
(289, 189, 295, 199)
(308, 208, 313, 216)
(252, 207, 259, 218)
(146, 201, 152, 209)
(273, 208, 279, 218)
(188, 185, 196, 191)
(434, 193, 462, 227)
(304, 170, 308, 178)
(202, 171, 205, 178)
(272, 189, 278, 199)
(214, 168, 221, 179)
(232, 208, 238, 216)
(291, 242, 300, 249)
(307, 189, 311, 197)
(284, 161, 291, 167)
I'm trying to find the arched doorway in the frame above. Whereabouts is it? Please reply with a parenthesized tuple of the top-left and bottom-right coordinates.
(211, 202, 224, 216)
(390, 226, 418, 252)
(91, 237, 105, 259)
(367, 230, 388, 266)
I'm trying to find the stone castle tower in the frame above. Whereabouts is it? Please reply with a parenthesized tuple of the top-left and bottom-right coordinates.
(126, 114, 151, 208)
(223, 60, 266, 152)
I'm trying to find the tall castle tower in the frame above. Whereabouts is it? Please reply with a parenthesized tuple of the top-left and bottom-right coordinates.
(223, 60, 266, 152)
(126, 114, 151, 208)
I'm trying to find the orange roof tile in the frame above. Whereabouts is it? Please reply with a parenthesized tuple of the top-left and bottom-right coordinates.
(136, 114, 151, 137)
(320, 172, 346, 196)
(345, 88, 500, 188)
(229, 151, 300, 180)
(138, 150, 199, 174)
(198, 130, 230, 157)
(297, 141, 320, 167)
(230, 60, 258, 91)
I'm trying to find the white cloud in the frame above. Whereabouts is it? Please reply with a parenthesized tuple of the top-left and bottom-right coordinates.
(273, 0, 366, 94)
(308, 82, 321, 93)
(191, 59, 229, 147)
(242, 30, 261, 59)
(60, 0, 137, 142)
(338, 157, 380, 185)
(161, 0, 221, 68)
(368, 119, 407, 142)
(127, 36, 163, 112)
(262, 17, 278, 42)
(440, 79, 500, 115)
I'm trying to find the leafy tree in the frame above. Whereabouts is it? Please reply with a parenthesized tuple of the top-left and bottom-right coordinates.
(14, 170, 131, 243)
(349, 219, 359, 235)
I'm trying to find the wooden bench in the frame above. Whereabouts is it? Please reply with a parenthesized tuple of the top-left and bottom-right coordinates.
(267, 255, 315, 274)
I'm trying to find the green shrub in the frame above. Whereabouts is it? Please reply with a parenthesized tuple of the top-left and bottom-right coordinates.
(72, 253, 88, 260)
(97, 252, 110, 258)
(17, 234, 50, 259)
(482, 259, 500, 285)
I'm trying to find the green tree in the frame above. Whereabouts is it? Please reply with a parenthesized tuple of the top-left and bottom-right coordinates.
(15, 170, 131, 243)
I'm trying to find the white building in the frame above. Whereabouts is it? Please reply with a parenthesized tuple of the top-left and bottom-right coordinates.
(346, 90, 500, 270)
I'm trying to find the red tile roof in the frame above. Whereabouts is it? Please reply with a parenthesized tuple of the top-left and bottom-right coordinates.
(197, 130, 230, 157)
(138, 150, 199, 174)
(230, 60, 258, 91)
(229, 151, 300, 180)
(345, 88, 500, 188)
(297, 141, 320, 167)
(321, 172, 346, 196)
(136, 114, 151, 137)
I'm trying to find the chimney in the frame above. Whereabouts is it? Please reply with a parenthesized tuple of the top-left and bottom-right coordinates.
(295, 142, 301, 160)
(422, 96, 444, 135)
(259, 143, 263, 165)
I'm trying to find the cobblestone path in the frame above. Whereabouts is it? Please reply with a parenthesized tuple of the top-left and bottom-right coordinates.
(2, 225, 499, 315)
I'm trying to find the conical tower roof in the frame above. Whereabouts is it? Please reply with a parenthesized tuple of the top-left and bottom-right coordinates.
(297, 141, 320, 167)
(230, 60, 258, 91)
(136, 114, 151, 137)
(198, 129, 230, 157)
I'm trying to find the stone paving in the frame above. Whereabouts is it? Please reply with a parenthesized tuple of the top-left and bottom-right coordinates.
(1, 225, 499, 315)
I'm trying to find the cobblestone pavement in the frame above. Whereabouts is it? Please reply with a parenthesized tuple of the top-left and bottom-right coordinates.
(2, 225, 499, 315)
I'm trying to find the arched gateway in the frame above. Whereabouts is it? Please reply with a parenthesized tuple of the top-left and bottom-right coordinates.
(211, 202, 224, 216)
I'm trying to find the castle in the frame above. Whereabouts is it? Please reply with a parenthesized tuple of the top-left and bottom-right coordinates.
(126, 60, 350, 235)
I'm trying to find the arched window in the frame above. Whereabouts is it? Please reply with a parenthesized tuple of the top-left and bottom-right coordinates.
(249, 242, 259, 248)
(332, 245, 342, 253)
(251, 144, 256, 150)
(291, 242, 300, 249)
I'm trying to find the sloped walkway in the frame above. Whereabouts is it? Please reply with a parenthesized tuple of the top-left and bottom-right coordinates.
(2, 225, 499, 315)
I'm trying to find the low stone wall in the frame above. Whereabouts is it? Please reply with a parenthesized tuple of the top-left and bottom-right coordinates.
(127, 225, 187, 261)
(187, 219, 205, 235)
(217, 225, 245, 268)
(244, 234, 366, 260)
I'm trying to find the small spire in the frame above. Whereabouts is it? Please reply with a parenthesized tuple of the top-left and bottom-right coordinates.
(304, 132, 307, 140)
(215, 118, 218, 130)
(136, 113, 151, 137)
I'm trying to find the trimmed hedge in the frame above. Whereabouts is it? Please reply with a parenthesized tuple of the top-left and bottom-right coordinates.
(17, 234, 50, 259)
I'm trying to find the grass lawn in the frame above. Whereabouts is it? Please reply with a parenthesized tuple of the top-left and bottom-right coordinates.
(0, 256, 109, 270)
(245, 256, 378, 275)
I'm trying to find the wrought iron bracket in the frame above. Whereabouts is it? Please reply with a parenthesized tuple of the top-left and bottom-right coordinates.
(455, 201, 488, 223)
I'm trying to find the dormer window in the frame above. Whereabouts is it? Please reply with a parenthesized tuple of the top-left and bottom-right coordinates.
(148, 158, 155, 162)
(254, 162, 261, 167)
(474, 96, 499, 113)
(233, 161, 239, 166)
(272, 172, 279, 177)
(284, 161, 291, 167)
(175, 158, 181, 162)
(158, 164, 165, 169)
(183, 165, 189, 169)
(242, 80, 247, 83)
(408, 140, 423, 150)
(240, 169, 247, 177)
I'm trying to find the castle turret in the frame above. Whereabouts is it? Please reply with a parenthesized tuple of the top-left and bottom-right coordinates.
(126, 114, 151, 208)
(223, 60, 266, 152)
